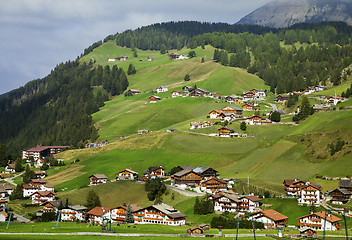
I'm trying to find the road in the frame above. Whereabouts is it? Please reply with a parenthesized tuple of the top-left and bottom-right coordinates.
(4, 171, 24, 186)
(268, 103, 278, 111)
(13, 213, 31, 223)
(166, 185, 205, 197)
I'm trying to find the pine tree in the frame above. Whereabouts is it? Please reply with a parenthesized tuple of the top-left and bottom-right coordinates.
(125, 204, 134, 223)
(23, 164, 34, 184)
(85, 190, 102, 209)
(240, 122, 247, 131)
(184, 74, 190, 81)
(14, 158, 23, 172)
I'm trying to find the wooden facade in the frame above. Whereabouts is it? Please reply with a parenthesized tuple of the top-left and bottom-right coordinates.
(200, 177, 227, 192)
(173, 170, 202, 186)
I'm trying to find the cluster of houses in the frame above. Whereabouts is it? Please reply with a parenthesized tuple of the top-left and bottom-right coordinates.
(304, 85, 328, 95)
(328, 180, 352, 205)
(22, 145, 69, 161)
(241, 89, 267, 101)
(22, 179, 56, 204)
(190, 121, 214, 130)
(168, 53, 189, 60)
(283, 179, 323, 206)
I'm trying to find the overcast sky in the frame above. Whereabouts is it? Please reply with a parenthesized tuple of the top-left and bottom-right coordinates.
(0, 0, 273, 94)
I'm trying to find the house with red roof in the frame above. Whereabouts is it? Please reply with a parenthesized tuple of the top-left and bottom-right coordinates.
(239, 195, 262, 212)
(31, 191, 56, 205)
(22, 145, 69, 160)
(86, 206, 112, 225)
(297, 211, 341, 231)
(249, 209, 288, 229)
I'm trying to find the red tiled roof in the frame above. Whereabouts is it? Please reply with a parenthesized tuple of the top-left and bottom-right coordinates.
(87, 206, 112, 216)
(243, 195, 262, 202)
(31, 191, 56, 197)
(260, 209, 288, 221)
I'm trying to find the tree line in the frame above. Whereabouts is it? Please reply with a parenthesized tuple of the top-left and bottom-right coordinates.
(0, 60, 129, 155)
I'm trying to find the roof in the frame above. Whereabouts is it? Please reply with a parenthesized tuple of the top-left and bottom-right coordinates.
(89, 174, 108, 179)
(178, 166, 194, 171)
(339, 180, 352, 188)
(7, 163, 16, 169)
(242, 195, 262, 202)
(298, 211, 341, 223)
(188, 226, 203, 232)
(0, 199, 7, 203)
(300, 182, 322, 191)
(43, 183, 55, 188)
(218, 127, 234, 132)
(0, 183, 13, 190)
(119, 168, 138, 175)
(113, 204, 143, 213)
(22, 184, 39, 190)
(87, 206, 112, 216)
(31, 191, 56, 197)
(283, 179, 295, 185)
(149, 203, 186, 219)
(44, 200, 64, 208)
(69, 205, 87, 211)
(259, 209, 288, 221)
(148, 166, 164, 171)
(230, 106, 242, 111)
(31, 179, 47, 184)
(0, 211, 8, 218)
(201, 177, 227, 184)
(34, 170, 46, 174)
(25, 145, 69, 152)
(329, 188, 351, 195)
(173, 169, 194, 177)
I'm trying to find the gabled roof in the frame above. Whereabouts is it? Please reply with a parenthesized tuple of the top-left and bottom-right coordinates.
(112, 204, 143, 213)
(7, 163, 16, 169)
(44, 200, 64, 208)
(87, 206, 112, 216)
(119, 168, 138, 175)
(69, 205, 87, 211)
(0, 211, 8, 218)
(178, 166, 194, 171)
(201, 177, 226, 184)
(173, 169, 195, 177)
(0, 183, 13, 190)
(300, 182, 322, 191)
(25, 145, 69, 152)
(259, 209, 288, 221)
(283, 179, 295, 185)
(241, 195, 262, 202)
(329, 188, 351, 195)
(22, 184, 40, 190)
(31, 191, 56, 197)
(149, 203, 186, 219)
(148, 166, 164, 171)
(218, 127, 234, 132)
(297, 211, 341, 223)
(89, 174, 108, 179)
(31, 179, 47, 184)
(339, 180, 352, 189)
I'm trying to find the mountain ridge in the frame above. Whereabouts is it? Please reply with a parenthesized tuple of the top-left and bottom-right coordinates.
(237, 0, 352, 28)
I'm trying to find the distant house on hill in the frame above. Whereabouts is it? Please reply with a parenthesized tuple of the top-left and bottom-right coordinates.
(116, 169, 139, 180)
(274, 95, 289, 103)
(172, 91, 183, 98)
(218, 127, 234, 137)
(4, 164, 15, 173)
(89, 174, 108, 185)
(156, 86, 168, 93)
(149, 96, 161, 103)
(147, 56, 155, 61)
(128, 89, 141, 95)
(22, 145, 69, 160)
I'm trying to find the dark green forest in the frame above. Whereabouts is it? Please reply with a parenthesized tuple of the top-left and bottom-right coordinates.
(0, 59, 128, 156)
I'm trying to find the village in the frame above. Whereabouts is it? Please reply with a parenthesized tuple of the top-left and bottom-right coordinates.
(0, 143, 351, 237)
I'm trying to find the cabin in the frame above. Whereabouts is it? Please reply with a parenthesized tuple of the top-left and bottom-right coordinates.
(187, 226, 203, 234)
(172, 91, 183, 98)
(249, 209, 288, 229)
(299, 227, 317, 238)
(242, 103, 257, 111)
(200, 177, 228, 193)
(42, 200, 64, 212)
(128, 89, 141, 95)
(209, 192, 241, 213)
(274, 95, 289, 103)
(218, 127, 234, 137)
(199, 224, 210, 231)
(168, 53, 180, 60)
(246, 115, 263, 125)
(61, 205, 87, 222)
(298, 182, 322, 206)
(172, 169, 203, 187)
(328, 188, 351, 205)
(156, 86, 168, 93)
(31, 191, 56, 205)
(297, 211, 341, 231)
(116, 169, 139, 180)
(221, 106, 243, 117)
(141, 203, 186, 225)
(86, 207, 112, 225)
(339, 180, 352, 192)
(22, 145, 69, 160)
(89, 174, 108, 185)
(239, 195, 262, 213)
(110, 204, 143, 223)
(149, 96, 161, 103)
(4, 163, 15, 173)
(0, 183, 13, 199)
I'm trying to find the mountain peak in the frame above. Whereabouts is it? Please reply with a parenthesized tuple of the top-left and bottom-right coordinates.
(237, 0, 352, 28)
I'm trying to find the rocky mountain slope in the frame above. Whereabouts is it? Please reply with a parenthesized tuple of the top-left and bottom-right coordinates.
(237, 0, 352, 28)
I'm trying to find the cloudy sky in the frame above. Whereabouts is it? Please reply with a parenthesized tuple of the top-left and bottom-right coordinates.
(0, 0, 273, 94)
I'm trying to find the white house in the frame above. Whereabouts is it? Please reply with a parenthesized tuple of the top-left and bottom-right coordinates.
(60, 205, 87, 222)
(34, 158, 45, 168)
(172, 91, 183, 98)
(108, 58, 116, 62)
(4, 164, 15, 173)
(141, 203, 186, 225)
(0, 211, 7, 222)
(298, 211, 341, 231)
(178, 55, 189, 60)
(22, 184, 40, 197)
(89, 174, 108, 185)
(209, 193, 241, 213)
(298, 182, 322, 206)
(31, 191, 56, 205)
(86, 207, 112, 225)
(156, 86, 168, 93)
(116, 169, 139, 180)
(249, 209, 288, 229)
(239, 195, 262, 213)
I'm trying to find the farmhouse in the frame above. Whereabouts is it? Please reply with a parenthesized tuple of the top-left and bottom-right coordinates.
(31, 191, 56, 205)
(22, 145, 69, 160)
(209, 192, 241, 213)
(0, 183, 13, 199)
(61, 205, 87, 222)
(200, 177, 228, 193)
(211, 93, 221, 99)
(172, 169, 203, 187)
(274, 95, 289, 103)
(192, 166, 218, 179)
(327, 96, 345, 105)
(208, 110, 222, 119)
(328, 188, 351, 205)
(89, 174, 108, 185)
(145, 166, 165, 179)
(42, 200, 64, 212)
(283, 179, 306, 197)
(239, 195, 262, 213)
(115, 56, 128, 61)
(142, 203, 186, 225)
(149, 96, 161, 103)
(246, 115, 263, 125)
(128, 89, 141, 95)
(297, 211, 341, 231)
(4, 163, 15, 173)
(242, 103, 257, 111)
(110, 204, 143, 223)
(86, 207, 112, 225)
(172, 91, 183, 98)
(218, 127, 234, 137)
(339, 180, 352, 192)
(156, 86, 168, 93)
(249, 209, 288, 229)
(182, 86, 192, 92)
(147, 56, 155, 61)
(187, 226, 203, 234)
(116, 169, 139, 180)
(190, 121, 213, 130)
(298, 182, 322, 206)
